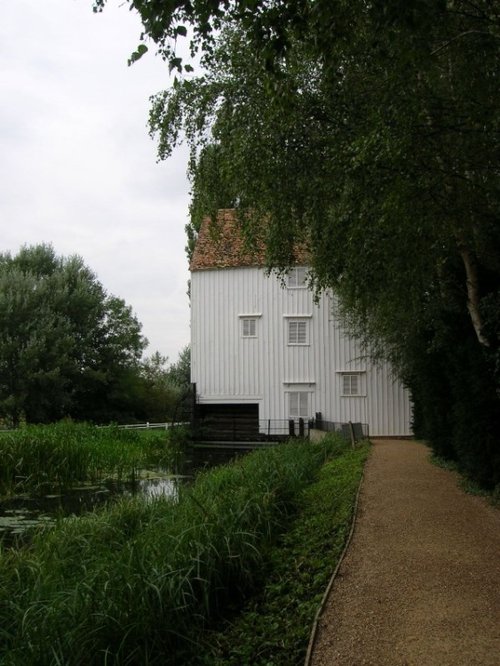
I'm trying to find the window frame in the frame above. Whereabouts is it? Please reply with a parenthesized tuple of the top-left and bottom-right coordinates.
(341, 373, 360, 396)
(241, 317, 257, 338)
(287, 319, 308, 346)
(288, 391, 309, 418)
(286, 267, 308, 289)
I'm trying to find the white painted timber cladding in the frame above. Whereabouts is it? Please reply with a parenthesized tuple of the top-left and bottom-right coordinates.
(191, 266, 412, 436)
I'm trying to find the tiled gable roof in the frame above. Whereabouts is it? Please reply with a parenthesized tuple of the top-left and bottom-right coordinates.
(190, 209, 308, 271)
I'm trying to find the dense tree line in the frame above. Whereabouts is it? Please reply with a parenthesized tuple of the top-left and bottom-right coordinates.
(0, 245, 190, 426)
(95, 0, 499, 486)
(140, 346, 192, 423)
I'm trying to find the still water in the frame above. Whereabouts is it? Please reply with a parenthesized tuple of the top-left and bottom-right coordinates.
(0, 472, 182, 547)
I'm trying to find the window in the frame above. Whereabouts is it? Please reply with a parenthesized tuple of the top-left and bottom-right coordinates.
(288, 320, 308, 345)
(242, 318, 257, 338)
(342, 374, 359, 396)
(287, 267, 307, 288)
(289, 391, 309, 418)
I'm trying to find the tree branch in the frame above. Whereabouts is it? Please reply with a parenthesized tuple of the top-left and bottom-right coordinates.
(431, 30, 498, 56)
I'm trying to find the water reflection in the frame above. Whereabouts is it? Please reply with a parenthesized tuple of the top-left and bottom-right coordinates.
(134, 476, 178, 500)
(0, 472, 183, 546)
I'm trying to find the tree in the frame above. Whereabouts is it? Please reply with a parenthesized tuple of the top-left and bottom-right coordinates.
(166, 345, 190, 388)
(139, 351, 178, 422)
(95, 1, 500, 485)
(140, 347, 191, 422)
(0, 244, 147, 425)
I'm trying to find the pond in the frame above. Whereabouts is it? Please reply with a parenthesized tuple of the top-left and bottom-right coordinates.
(0, 445, 250, 548)
(0, 471, 184, 547)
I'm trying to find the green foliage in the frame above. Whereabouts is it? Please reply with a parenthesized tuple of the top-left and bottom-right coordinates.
(200, 438, 370, 666)
(165, 345, 190, 389)
(0, 244, 147, 426)
(0, 436, 348, 665)
(0, 422, 184, 494)
(146, 3, 499, 329)
(431, 453, 500, 506)
(139, 346, 191, 422)
(115, 0, 500, 487)
(409, 311, 500, 488)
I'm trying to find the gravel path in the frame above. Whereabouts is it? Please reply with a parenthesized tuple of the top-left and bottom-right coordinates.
(309, 439, 500, 666)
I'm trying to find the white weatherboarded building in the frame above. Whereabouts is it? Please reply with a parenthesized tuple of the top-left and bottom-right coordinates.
(190, 210, 412, 437)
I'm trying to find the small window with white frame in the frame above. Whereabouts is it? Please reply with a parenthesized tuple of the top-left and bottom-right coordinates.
(288, 319, 308, 345)
(287, 267, 308, 288)
(241, 317, 257, 338)
(342, 374, 360, 396)
(289, 391, 309, 418)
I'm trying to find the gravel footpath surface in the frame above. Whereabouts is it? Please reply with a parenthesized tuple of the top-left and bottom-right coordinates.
(309, 439, 500, 666)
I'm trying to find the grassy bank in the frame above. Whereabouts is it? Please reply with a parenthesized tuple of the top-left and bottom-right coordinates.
(0, 422, 186, 494)
(0, 436, 361, 665)
(199, 439, 370, 665)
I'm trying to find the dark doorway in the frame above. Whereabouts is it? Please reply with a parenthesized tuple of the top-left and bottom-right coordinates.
(196, 403, 259, 441)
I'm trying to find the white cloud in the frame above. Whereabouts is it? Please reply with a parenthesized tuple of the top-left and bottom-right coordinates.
(0, 0, 192, 361)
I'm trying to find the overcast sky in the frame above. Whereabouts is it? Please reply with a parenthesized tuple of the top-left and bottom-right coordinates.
(0, 0, 192, 363)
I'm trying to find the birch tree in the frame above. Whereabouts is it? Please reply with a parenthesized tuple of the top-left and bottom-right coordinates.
(95, 0, 500, 484)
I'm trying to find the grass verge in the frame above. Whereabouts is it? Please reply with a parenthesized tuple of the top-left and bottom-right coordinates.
(430, 454, 500, 506)
(196, 438, 370, 665)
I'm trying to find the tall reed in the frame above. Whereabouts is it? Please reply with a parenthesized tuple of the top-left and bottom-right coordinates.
(0, 422, 185, 494)
(0, 436, 345, 665)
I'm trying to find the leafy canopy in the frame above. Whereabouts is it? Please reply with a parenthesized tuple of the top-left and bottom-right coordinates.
(143, 2, 499, 357)
(0, 244, 146, 425)
(95, 0, 500, 485)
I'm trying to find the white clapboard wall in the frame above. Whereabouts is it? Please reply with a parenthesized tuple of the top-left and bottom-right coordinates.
(191, 266, 412, 437)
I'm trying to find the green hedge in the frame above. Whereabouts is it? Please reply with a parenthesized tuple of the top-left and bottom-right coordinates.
(409, 329, 500, 489)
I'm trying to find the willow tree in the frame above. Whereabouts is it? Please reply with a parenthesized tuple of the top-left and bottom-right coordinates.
(96, 0, 500, 485)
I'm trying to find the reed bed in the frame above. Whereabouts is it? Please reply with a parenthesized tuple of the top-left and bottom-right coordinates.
(0, 422, 185, 494)
(0, 436, 344, 665)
